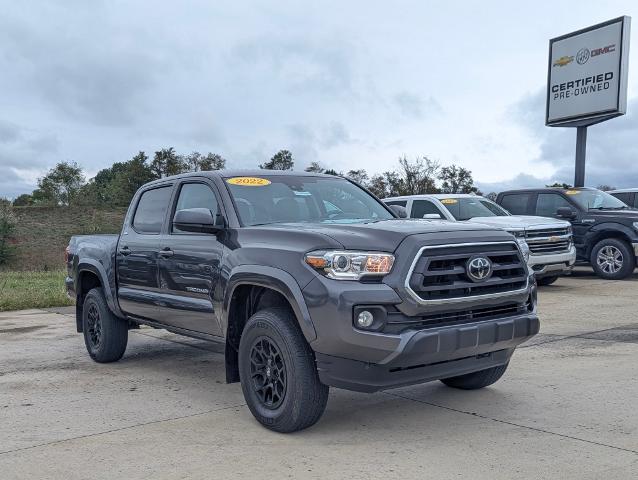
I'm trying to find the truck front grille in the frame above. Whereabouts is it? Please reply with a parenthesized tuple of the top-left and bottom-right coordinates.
(406, 242, 528, 304)
(526, 228, 572, 255)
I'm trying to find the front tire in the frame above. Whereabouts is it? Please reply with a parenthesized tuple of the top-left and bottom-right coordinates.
(82, 287, 128, 363)
(440, 363, 509, 390)
(238, 308, 329, 433)
(590, 238, 635, 280)
(537, 275, 559, 286)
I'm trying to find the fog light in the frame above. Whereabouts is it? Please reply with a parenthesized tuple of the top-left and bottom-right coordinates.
(356, 310, 374, 328)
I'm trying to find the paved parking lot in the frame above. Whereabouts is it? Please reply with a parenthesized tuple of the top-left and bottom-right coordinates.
(1, 268, 637, 479)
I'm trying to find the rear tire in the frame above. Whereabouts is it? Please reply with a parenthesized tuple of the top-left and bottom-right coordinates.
(440, 363, 509, 390)
(238, 307, 329, 433)
(590, 238, 635, 280)
(82, 288, 128, 363)
(537, 275, 559, 286)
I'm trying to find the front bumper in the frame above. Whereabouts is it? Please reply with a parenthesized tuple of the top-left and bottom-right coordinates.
(527, 245, 576, 278)
(316, 314, 538, 392)
(303, 269, 538, 392)
(633, 242, 638, 258)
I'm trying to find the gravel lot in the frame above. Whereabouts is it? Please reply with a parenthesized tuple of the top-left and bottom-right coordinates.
(1, 268, 637, 479)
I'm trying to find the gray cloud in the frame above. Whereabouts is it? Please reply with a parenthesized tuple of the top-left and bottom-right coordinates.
(392, 92, 442, 119)
(508, 89, 638, 189)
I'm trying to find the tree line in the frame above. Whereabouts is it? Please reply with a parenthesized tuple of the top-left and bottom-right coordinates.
(7, 148, 480, 208)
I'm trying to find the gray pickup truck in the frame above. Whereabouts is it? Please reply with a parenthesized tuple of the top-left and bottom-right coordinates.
(66, 170, 539, 432)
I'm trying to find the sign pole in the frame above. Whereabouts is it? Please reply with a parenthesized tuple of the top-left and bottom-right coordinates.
(574, 126, 587, 187)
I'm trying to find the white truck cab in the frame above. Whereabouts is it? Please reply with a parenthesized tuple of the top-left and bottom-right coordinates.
(384, 194, 576, 285)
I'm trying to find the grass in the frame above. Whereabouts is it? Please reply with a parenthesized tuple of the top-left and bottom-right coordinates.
(0, 270, 73, 312)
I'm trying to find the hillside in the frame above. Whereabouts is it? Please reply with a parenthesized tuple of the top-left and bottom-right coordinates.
(5, 206, 127, 271)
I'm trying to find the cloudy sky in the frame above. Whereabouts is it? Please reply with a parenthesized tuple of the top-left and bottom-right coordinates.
(1, 0, 637, 199)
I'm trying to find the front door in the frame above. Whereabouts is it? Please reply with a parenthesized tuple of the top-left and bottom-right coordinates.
(155, 181, 225, 336)
(116, 184, 174, 320)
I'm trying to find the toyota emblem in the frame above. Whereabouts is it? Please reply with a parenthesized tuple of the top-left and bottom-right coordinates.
(466, 256, 493, 283)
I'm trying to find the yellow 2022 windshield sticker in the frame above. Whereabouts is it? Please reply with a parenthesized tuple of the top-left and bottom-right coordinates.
(226, 177, 271, 186)
(565, 190, 580, 195)
(440, 198, 458, 204)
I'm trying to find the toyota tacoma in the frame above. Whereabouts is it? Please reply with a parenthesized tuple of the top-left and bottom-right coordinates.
(66, 171, 539, 432)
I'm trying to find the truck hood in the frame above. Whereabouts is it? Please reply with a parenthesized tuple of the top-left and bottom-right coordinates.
(466, 215, 571, 230)
(251, 219, 501, 252)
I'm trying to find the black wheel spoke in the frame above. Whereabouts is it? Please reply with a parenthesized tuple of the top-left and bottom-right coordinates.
(249, 336, 287, 409)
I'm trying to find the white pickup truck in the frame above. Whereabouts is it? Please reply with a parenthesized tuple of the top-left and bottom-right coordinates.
(384, 194, 576, 285)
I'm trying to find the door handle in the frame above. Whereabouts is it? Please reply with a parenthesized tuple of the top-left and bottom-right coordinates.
(119, 246, 131, 256)
(159, 248, 174, 257)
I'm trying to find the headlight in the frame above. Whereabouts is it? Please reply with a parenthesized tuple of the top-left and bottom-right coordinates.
(633, 222, 638, 232)
(566, 225, 573, 235)
(305, 250, 395, 280)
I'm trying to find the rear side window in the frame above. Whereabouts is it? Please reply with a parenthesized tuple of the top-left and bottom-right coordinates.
(132, 186, 172, 234)
(499, 194, 530, 215)
(411, 200, 444, 218)
(536, 193, 572, 217)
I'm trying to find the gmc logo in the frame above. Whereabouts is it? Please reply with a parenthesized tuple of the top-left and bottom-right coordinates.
(591, 44, 615, 57)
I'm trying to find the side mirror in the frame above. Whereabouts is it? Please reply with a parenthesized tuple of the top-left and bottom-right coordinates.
(556, 207, 577, 219)
(423, 213, 442, 219)
(173, 208, 224, 234)
(389, 205, 408, 218)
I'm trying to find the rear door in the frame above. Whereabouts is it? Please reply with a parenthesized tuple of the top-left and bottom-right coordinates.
(155, 180, 225, 336)
(116, 184, 173, 320)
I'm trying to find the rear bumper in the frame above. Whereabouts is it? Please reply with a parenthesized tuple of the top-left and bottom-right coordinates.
(65, 276, 75, 299)
(316, 313, 539, 392)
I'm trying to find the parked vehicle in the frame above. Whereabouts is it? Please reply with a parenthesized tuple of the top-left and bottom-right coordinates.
(608, 188, 638, 209)
(384, 194, 575, 286)
(66, 171, 539, 432)
(496, 187, 638, 280)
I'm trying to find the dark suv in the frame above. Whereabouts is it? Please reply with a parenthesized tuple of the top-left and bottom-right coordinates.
(497, 188, 638, 279)
(66, 171, 539, 432)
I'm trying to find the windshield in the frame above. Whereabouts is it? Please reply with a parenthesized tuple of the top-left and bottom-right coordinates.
(440, 197, 510, 221)
(565, 189, 629, 210)
(225, 175, 394, 226)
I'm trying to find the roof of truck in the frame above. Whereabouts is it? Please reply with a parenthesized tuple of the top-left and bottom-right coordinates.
(144, 169, 340, 186)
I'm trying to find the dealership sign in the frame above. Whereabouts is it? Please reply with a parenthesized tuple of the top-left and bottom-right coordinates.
(546, 16, 631, 126)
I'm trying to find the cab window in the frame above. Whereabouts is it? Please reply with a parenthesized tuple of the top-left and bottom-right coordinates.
(411, 200, 444, 219)
(499, 194, 530, 215)
(132, 186, 172, 234)
(173, 183, 219, 233)
(535, 193, 572, 217)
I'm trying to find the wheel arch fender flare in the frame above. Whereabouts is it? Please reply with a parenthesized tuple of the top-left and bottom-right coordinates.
(77, 259, 124, 318)
(223, 265, 317, 342)
(586, 223, 636, 256)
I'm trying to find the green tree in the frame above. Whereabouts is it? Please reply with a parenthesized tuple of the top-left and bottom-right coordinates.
(546, 182, 572, 188)
(396, 156, 440, 195)
(191, 152, 226, 171)
(304, 162, 325, 173)
(323, 168, 341, 176)
(596, 184, 616, 192)
(438, 164, 478, 194)
(485, 192, 498, 201)
(260, 150, 294, 170)
(0, 204, 17, 265)
(12, 194, 34, 206)
(86, 151, 156, 206)
(346, 169, 369, 185)
(151, 147, 186, 177)
(33, 161, 86, 206)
